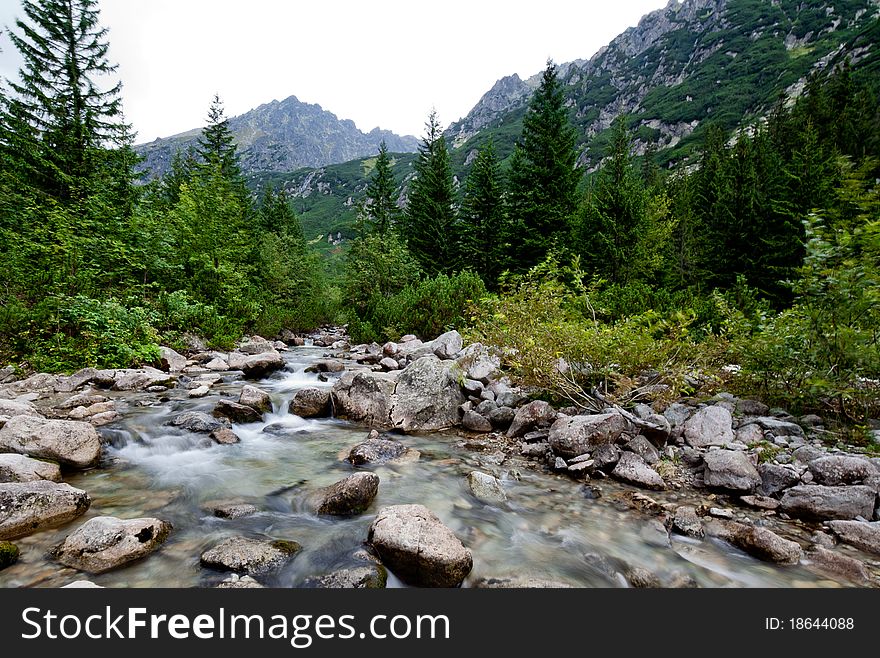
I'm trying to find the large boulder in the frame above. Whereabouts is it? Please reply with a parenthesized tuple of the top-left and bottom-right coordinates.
(0, 481, 91, 540)
(0, 454, 61, 483)
(332, 371, 397, 425)
(213, 400, 263, 424)
(506, 400, 557, 439)
(289, 388, 331, 418)
(461, 410, 492, 433)
(0, 415, 102, 469)
(238, 385, 272, 414)
(548, 413, 628, 458)
(347, 435, 418, 465)
(683, 406, 734, 448)
(808, 456, 877, 486)
(53, 368, 101, 393)
(611, 452, 666, 490)
(158, 347, 187, 373)
(757, 464, 800, 497)
(305, 473, 380, 516)
(368, 505, 473, 587)
(51, 516, 172, 574)
(721, 522, 803, 564)
(703, 450, 761, 492)
(779, 485, 876, 521)
(456, 344, 500, 383)
(0, 399, 42, 418)
(432, 330, 463, 360)
(200, 537, 302, 576)
(746, 417, 805, 438)
(826, 520, 880, 556)
(239, 336, 275, 355)
(112, 367, 174, 391)
(169, 411, 228, 434)
(240, 351, 285, 379)
(389, 356, 465, 432)
(466, 471, 507, 504)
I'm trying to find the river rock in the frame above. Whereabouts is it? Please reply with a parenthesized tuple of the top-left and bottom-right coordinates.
(214, 400, 262, 424)
(239, 385, 272, 414)
(548, 412, 627, 458)
(204, 357, 228, 371)
(592, 443, 621, 470)
(170, 411, 228, 433)
(826, 520, 880, 555)
(683, 406, 734, 448)
(0, 399, 42, 418)
(507, 401, 558, 439)
(200, 537, 302, 576)
(662, 402, 692, 432)
(672, 506, 704, 538)
(289, 388, 331, 418)
(188, 386, 210, 398)
(473, 577, 573, 588)
(0, 415, 102, 469)
(723, 522, 803, 564)
(239, 336, 274, 355)
(303, 565, 387, 589)
(779, 485, 876, 521)
(625, 435, 660, 464)
(806, 546, 872, 585)
(703, 450, 761, 492)
(306, 473, 380, 516)
(736, 399, 770, 416)
(0, 540, 19, 569)
(347, 436, 417, 465)
(240, 351, 285, 379)
(466, 471, 507, 504)
(159, 347, 187, 372)
(55, 392, 108, 411)
(213, 503, 259, 519)
(112, 367, 174, 391)
(0, 454, 61, 483)
(757, 464, 800, 497)
(53, 368, 103, 393)
(368, 504, 473, 587)
(388, 356, 466, 432)
(227, 351, 248, 370)
(808, 456, 877, 486)
(379, 357, 399, 371)
(488, 406, 516, 430)
(432, 330, 463, 360)
(51, 516, 172, 574)
(461, 410, 492, 433)
(332, 371, 397, 425)
(746, 417, 805, 438)
(0, 481, 90, 540)
(216, 574, 264, 589)
(210, 428, 241, 445)
(611, 452, 665, 490)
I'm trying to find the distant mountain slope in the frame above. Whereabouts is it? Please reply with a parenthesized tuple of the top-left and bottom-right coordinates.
(135, 94, 419, 179)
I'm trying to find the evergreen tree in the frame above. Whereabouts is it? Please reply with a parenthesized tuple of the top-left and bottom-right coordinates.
(506, 60, 580, 271)
(197, 94, 242, 181)
(402, 110, 457, 275)
(457, 138, 506, 288)
(3, 0, 128, 199)
(161, 147, 199, 207)
(360, 141, 398, 235)
(258, 184, 304, 240)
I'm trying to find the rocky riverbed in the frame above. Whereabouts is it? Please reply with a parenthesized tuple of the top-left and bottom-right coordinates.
(1, 329, 878, 588)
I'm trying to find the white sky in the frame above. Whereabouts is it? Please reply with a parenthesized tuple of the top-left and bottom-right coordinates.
(0, 0, 666, 143)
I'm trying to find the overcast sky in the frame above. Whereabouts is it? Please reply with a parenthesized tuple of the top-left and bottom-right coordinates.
(0, 0, 665, 143)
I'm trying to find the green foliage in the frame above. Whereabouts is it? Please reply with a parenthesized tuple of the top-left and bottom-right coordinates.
(358, 141, 399, 236)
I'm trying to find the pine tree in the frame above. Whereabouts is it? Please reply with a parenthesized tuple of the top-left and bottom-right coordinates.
(360, 141, 398, 235)
(3, 0, 128, 199)
(506, 60, 580, 271)
(197, 94, 242, 181)
(402, 110, 457, 275)
(259, 184, 304, 240)
(161, 147, 199, 207)
(457, 138, 506, 288)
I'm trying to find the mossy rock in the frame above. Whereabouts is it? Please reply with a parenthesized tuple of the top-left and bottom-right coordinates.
(0, 541, 20, 570)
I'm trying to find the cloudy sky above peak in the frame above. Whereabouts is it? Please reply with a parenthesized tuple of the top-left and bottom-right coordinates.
(0, 0, 665, 143)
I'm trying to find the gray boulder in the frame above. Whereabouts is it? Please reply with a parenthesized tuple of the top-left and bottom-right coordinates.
(303, 565, 387, 589)
(53, 368, 101, 393)
(240, 351, 285, 379)
(239, 337, 275, 355)
(703, 450, 761, 492)
(212, 503, 259, 519)
(0, 454, 61, 483)
(306, 473, 380, 516)
(826, 520, 880, 555)
(757, 464, 800, 497)
(214, 400, 262, 424)
(466, 471, 507, 504)
(780, 485, 876, 521)
(746, 417, 805, 438)
(683, 406, 734, 448)
(169, 411, 228, 434)
(548, 412, 627, 458)
(200, 537, 302, 576)
(239, 385, 272, 414)
(723, 522, 803, 564)
(806, 546, 871, 585)
(159, 347, 187, 372)
(432, 330, 463, 360)
(0, 481, 91, 540)
(625, 435, 660, 464)
(390, 356, 465, 432)
(611, 452, 666, 490)
(507, 400, 558, 439)
(808, 456, 877, 486)
(55, 392, 108, 411)
(51, 516, 172, 574)
(0, 399, 42, 418)
(332, 371, 397, 425)
(347, 435, 418, 465)
(488, 406, 516, 430)
(456, 343, 501, 383)
(368, 504, 473, 587)
(461, 410, 492, 433)
(672, 506, 704, 538)
(592, 443, 621, 470)
(0, 415, 102, 469)
(289, 387, 331, 418)
(112, 367, 174, 391)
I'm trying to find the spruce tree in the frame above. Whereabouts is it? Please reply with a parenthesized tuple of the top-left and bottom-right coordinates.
(458, 138, 506, 288)
(402, 110, 457, 275)
(259, 184, 304, 241)
(197, 94, 242, 181)
(506, 60, 580, 271)
(4, 0, 127, 199)
(361, 141, 398, 235)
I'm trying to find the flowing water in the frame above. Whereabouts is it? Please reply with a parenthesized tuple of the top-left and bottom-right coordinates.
(1, 348, 843, 588)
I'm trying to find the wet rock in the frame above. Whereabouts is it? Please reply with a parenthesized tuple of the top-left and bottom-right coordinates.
(488, 406, 516, 430)
(703, 450, 761, 492)
(739, 495, 780, 510)
(212, 503, 259, 519)
(507, 401, 557, 438)
(611, 452, 666, 490)
(239, 385, 272, 414)
(302, 565, 387, 589)
(55, 392, 108, 411)
(466, 471, 507, 504)
(432, 330, 463, 360)
(54, 368, 102, 393)
(200, 537, 302, 576)
(757, 464, 800, 497)
(0, 481, 91, 540)
(0, 399, 42, 418)
(808, 456, 877, 486)
(826, 520, 880, 555)
(210, 428, 241, 445)
(591, 443, 621, 470)
(347, 434, 418, 465)
(625, 435, 660, 464)
(306, 473, 380, 516)
(520, 442, 549, 458)
(461, 410, 492, 433)
(549, 412, 628, 459)
(780, 485, 876, 521)
(0, 454, 61, 483)
(390, 356, 465, 432)
(332, 371, 397, 425)
(0, 541, 20, 569)
(672, 506, 704, 538)
(51, 516, 172, 574)
(188, 386, 210, 398)
(315, 359, 345, 373)
(170, 411, 228, 434)
(723, 522, 803, 564)
(159, 347, 187, 372)
(473, 576, 572, 588)
(214, 400, 262, 424)
(379, 357, 399, 371)
(0, 415, 102, 469)
(683, 406, 734, 448)
(368, 504, 473, 587)
(806, 546, 871, 585)
(205, 358, 228, 371)
(240, 351, 285, 379)
(227, 351, 247, 370)
(112, 368, 174, 391)
(289, 387, 331, 418)
(216, 574, 264, 588)
(626, 566, 662, 588)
